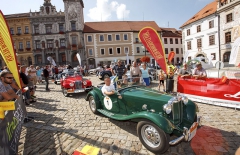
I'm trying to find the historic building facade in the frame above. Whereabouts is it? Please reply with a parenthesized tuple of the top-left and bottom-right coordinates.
(180, 1, 219, 66)
(161, 27, 183, 65)
(4, 13, 33, 67)
(30, 0, 85, 67)
(83, 21, 161, 67)
(217, 0, 240, 66)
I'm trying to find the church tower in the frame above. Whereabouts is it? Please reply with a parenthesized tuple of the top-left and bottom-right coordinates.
(63, 0, 85, 66)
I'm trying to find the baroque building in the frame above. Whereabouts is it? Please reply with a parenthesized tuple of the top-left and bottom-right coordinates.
(4, 13, 33, 67)
(30, 0, 85, 67)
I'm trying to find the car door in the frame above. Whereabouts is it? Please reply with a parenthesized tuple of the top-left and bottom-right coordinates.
(102, 93, 127, 114)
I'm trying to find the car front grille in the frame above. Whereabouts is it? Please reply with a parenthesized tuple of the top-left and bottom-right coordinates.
(171, 101, 183, 125)
(75, 81, 82, 89)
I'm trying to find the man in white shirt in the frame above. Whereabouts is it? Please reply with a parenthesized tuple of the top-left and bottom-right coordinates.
(101, 77, 115, 96)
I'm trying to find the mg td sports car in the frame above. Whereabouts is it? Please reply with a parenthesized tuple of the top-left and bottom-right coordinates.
(85, 83, 201, 154)
(60, 71, 93, 97)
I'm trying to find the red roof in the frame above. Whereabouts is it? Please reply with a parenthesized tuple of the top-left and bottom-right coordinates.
(180, 0, 217, 28)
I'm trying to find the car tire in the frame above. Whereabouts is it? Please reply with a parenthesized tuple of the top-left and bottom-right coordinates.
(62, 88, 69, 97)
(137, 121, 169, 154)
(89, 96, 98, 114)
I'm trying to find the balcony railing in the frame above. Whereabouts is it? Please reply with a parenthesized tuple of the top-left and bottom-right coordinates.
(16, 33, 21, 35)
(26, 48, 31, 51)
(59, 31, 65, 34)
(72, 44, 77, 47)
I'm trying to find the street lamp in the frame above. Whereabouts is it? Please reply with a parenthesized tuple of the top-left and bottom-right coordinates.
(141, 45, 148, 56)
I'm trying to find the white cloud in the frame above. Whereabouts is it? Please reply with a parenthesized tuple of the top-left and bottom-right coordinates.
(87, 0, 130, 21)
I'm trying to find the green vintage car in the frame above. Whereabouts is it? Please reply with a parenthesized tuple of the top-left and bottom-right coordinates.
(85, 84, 201, 154)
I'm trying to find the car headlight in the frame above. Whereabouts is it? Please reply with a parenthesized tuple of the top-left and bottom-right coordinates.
(182, 96, 188, 105)
(83, 81, 87, 85)
(163, 104, 172, 114)
(69, 83, 74, 87)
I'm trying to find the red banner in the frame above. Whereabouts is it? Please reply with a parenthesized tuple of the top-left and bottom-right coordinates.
(138, 27, 168, 74)
(177, 77, 240, 102)
(168, 51, 175, 62)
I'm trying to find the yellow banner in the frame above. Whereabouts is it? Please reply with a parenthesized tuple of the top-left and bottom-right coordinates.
(0, 11, 21, 88)
(0, 107, 4, 119)
(0, 101, 15, 110)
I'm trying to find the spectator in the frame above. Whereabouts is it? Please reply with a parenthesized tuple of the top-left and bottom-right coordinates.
(58, 65, 63, 73)
(36, 66, 43, 84)
(101, 77, 115, 96)
(29, 65, 37, 87)
(111, 60, 127, 79)
(167, 61, 177, 79)
(178, 63, 191, 78)
(43, 65, 50, 91)
(140, 63, 150, 87)
(83, 63, 88, 76)
(27, 70, 36, 99)
(192, 62, 207, 79)
(0, 70, 19, 101)
(130, 61, 142, 83)
(158, 70, 165, 92)
(67, 64, 73, 70)
(54, 66, 59, 80)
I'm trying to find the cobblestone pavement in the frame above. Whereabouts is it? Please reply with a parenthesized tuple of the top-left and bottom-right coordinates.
(17, 75, 240, 155)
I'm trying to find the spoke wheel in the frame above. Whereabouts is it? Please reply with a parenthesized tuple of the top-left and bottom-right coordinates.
(89, 96, 98, 114)
(137, 121, 169, 154)
(62, 88, 69, 97)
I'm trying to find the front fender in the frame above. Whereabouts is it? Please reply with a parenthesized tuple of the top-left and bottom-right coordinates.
(128, 112, 175, 134)
(85, 90, 101, 108)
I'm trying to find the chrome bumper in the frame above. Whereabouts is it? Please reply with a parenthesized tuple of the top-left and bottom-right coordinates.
(67, 87, 93, 94)
(169, 116, 201, 145)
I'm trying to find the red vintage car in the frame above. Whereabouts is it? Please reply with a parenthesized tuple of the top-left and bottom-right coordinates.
(60, 70, 93, 97)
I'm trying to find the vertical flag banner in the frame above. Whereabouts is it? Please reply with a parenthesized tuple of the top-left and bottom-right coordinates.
(0, 11, 21, 88)
(138, 27, 168, 74)
(168, 51, 175, 62)
(76, 53, 81, 66)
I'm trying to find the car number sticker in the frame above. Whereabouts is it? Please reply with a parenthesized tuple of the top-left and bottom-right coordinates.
(104, 97, 112, 110)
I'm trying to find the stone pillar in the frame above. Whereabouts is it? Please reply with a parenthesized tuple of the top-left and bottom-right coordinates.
(55, 49, 59, 65)
(42, 49, 45, 64)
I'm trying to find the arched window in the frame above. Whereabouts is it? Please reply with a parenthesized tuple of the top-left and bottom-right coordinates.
(223, 51, 231, 62)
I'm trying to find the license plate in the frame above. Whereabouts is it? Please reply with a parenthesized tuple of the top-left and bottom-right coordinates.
(74, 89, 84, 93)
(188, 122, 198, 141)
(67, 89, 74, 92)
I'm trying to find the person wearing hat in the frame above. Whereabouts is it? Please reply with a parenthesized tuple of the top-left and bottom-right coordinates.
(192, 62, 207, 79)
(178, 63, 191, 78)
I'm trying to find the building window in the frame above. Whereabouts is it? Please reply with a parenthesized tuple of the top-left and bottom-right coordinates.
(136, 47, 140, 53)
(176, 48, 179, 54)
(10, 28, 14, 35)
(164, 38, 168, 44)
(174, 38, 178, 44)
(71, 22, 76, 31)
(187, 29, 190, 36)
(170, 48, 174, 52)
(100, 35, 104, 42)
(187, 41, 191, 50)
(25, 26, 29, 34)
(124, 34, 128, 40)
(211, 53, 216, 60)
(197, 25, 201, 33)
(26, 41, 30, 48)
(46, 25, 52, 33)
(108, 35, 112, 41)
(72, 37, 77, 45)
(226, 13, 232, 23)
(47, 40, 53, 48)
(170, 38, 173, 44)
(124, 47, 129, 54)
(225, 32, 231, 43)
(36, 41, 41, 49)
(209, 20, 214, 29)
(165, 48, 168, 54)
(89, 49, 93, 56)
(60, 39, 65, 47)
(34, 25, 39, 34)
(117, 47, 121, 54)
(17, 27, 21, 34)
(59, 24, 64, 32)
(135, 38, 139, 43)
(223, 52, 230, 62)
(116, 34, 120, 41)
(181, 48, 183, 54)
(209, 35, 215, 45)
(100, 48, 105, 55)
(197, 38, 202, 48)
(87, 36, 92, 42)
(19, 42, 23, 50)
(109, 48, 113, 55)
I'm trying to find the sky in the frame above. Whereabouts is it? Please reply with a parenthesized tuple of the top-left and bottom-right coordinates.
(0, 0, 214, 29)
